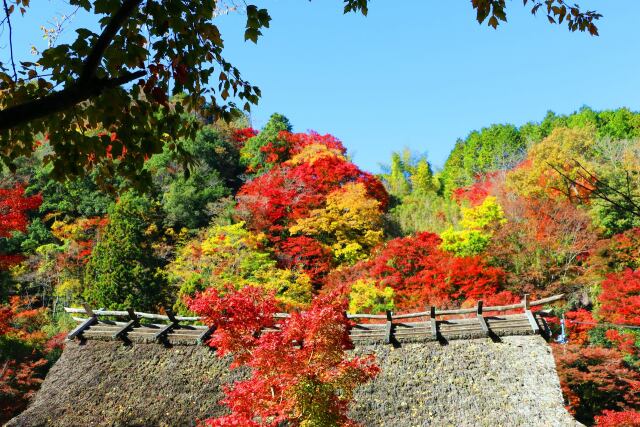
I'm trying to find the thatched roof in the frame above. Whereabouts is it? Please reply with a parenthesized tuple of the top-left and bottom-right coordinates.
(7, 335, 579, 427)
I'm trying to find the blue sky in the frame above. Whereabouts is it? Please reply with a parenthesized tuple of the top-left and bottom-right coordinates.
(8, 1, 640, 172)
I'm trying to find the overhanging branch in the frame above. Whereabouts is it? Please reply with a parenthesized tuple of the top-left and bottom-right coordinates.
(79, 0, 144, 84)
(0, 0, 145, 132)
(0, 71, 145, 131)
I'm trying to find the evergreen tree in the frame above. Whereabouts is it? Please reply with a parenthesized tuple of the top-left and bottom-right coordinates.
(83, 192, 169, 311)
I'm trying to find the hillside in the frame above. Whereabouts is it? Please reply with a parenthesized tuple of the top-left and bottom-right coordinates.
(4, 107, 640, 425)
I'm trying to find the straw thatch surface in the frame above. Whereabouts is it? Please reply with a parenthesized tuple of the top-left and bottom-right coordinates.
(349, 335, 578, 426)
(7, 335, 578, 427)
(6, 341, 245, 427)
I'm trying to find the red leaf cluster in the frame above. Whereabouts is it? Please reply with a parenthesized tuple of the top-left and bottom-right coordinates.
(0, 185, 41, 239)
(553, 344, 640, 423)
(334, 232, 506, 310)
(599, 269, 640, 326)
(0, 297, 50, 422)
(187, 286, 277, 368)
(606, 329, 638, 356)
(452, 172, 498, 206)
(232, 127, 258, 145)
(564, 309, 596, 346)
(596, 410, 640, 427)
(189, 289, 378, 426)
(276, 236, 332, 287)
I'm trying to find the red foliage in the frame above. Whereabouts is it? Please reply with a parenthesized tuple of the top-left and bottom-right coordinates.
(488, 194, 596, 296)
(553, 344, 640, 423)
(0, 297, 50, 423)
(244, 130, 348, 175)
(280, 131, 347, 157)
(481, 290, 521, 312)
(276, 236, 332, 287)
(596, 410, 640, 427)
(54, 217, 108, 265)
(189, 289, 378, 426)
(0, 185, 41, 239)
(236, 148, 388, 239)
(260, 141, 290, 165)
(564, 309, 596, 346)
(599, 269, 640, 326)
(606, 329, 638, 356)
(187, 286, 278, 368)
(608, 228, 640, 271)
(232, 127, 258, 145)
(0, 185, 41, 272)
(337, 232, 506, 310)
(452, 173, 498, 206)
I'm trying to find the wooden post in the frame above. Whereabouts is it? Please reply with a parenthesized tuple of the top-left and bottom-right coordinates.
(82, 303, 95, 318)
(384, 310, 394, 344)
(197, 325, 216, 345)
(154, 307, 180, 341)
(523, 294, 540, 334)
(112, 307, 140, 340)
(67, 303, 98, 340)
(476, 300, 490, 336)
(429, 306, 438, 339)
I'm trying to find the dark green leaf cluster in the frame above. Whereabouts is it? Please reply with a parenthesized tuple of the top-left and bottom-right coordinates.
(83, 191, 170, 311)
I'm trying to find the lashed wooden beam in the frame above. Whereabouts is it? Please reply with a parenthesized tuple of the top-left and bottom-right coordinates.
(112, 308, 140, 340)
(523, 294, 541, 334)
(154, 308, 180, 341)
(476, 301, 490, 336)
(67, 303, 98, 340)
(384, 310, 394, 345)
(429, 306, 438, 340)
(197, 325, 216, 345)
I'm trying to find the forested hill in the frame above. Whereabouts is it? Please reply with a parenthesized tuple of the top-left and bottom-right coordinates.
(440, 107, 640, 195)
(4, 106, 640, 426)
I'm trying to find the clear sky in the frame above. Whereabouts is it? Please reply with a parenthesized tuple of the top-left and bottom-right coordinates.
(7, 1, 640, 172)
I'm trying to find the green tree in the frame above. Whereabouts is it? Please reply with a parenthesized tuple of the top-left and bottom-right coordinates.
(83, 191, 169, 310)
(440, 124, 525, 195)
(384, 152, 411, 198)
(146, 123, 243, 228)
(410, 157, 436, 194)
(240, 113, 292, 174)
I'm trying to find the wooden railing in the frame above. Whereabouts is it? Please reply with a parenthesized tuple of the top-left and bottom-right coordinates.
(64, 294, 564, 345)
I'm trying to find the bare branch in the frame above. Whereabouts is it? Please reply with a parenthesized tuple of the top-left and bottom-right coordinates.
(2, 0, 16, 81)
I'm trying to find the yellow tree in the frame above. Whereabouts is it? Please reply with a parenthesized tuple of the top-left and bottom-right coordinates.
(168, 222, 312, 312)
(289, 182, 384, 264)
(506, 127, 597, 201)
(440, 195, 506, 257)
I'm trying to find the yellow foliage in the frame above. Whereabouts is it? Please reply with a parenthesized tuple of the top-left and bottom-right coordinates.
(287, 143, 345, 166)
(348, 279, 394, 314)
(168, 222, 313, 313)
(506, 127, 597, 200)
(289, 182, 384, 264)
(55, 278, 82, 298)
(440, 196, 506, 257)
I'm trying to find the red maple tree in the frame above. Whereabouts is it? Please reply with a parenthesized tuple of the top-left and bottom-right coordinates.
(599, 269, 640, 326)
(331, 232, 506, 310)
(188, 287, 378, 426)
